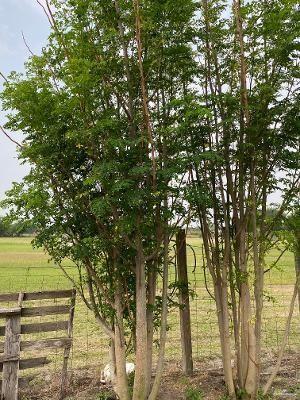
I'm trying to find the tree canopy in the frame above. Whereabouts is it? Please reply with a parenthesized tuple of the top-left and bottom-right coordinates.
(0, 0, 299, 399)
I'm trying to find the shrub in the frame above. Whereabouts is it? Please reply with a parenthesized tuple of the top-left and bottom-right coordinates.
(185, 387, 204, 400)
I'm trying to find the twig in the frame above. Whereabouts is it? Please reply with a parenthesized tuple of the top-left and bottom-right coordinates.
(264, 248, 288, 274)
(0, 71, 8, 83)
(36, 0, 54, 27)
(0, 126, 23, 148)
(263, 275, 299, 395)
(22, 31, 34, 56)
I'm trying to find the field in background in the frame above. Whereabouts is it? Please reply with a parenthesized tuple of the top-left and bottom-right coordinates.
(0, 236, 299, 381)
(0, 235, 296, 287)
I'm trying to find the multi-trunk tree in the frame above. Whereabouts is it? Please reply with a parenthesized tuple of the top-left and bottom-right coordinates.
(184, 0, 299, 398)
(1, 1, 196, 399)
(1, 1, 299, 399)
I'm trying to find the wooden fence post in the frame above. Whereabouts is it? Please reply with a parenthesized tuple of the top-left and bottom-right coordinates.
(1, 308, 21, 400)
(60, 289, 76, 400)
(176, 229, 193, 375)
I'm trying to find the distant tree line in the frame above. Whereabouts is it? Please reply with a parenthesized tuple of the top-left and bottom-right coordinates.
(0, 217, 35, 237)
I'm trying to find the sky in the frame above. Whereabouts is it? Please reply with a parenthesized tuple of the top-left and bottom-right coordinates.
(0, 0, 50, 202)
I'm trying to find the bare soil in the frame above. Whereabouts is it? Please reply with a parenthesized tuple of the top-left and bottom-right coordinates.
(20, 351, 300, 400)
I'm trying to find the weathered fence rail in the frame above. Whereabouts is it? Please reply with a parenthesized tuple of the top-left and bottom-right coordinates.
(0, 289, 75, 400)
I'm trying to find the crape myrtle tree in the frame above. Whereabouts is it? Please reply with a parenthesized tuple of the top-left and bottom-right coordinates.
(183, 0, 299, 398)
(2, 1, 298, 399)
(1, 0, 197, 399)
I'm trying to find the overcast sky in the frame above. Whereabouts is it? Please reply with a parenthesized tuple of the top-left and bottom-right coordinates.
(0, 0, 50, 202)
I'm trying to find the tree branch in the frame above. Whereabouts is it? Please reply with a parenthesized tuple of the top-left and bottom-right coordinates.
(0, 126, 23, 148)
(263, 275, 299, 395)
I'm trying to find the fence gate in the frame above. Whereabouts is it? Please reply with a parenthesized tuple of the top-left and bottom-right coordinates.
(0, 289, 76, 400)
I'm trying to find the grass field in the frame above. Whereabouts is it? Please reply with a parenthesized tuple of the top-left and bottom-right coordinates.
(0, 236, 299, 381)
(0, 236, 296, 289)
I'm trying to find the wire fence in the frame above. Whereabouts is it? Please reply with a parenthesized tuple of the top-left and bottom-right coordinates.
(163, 252, 299, 362)
(0, 240, 299, 388)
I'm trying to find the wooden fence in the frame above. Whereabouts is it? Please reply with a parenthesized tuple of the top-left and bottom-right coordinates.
(0, 289, 76, 400)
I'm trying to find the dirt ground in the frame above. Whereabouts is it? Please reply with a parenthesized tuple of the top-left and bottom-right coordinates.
(20, 351, 300, 400)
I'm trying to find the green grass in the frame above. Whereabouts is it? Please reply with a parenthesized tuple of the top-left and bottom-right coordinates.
(0, 235, 296, 290)
(185, 236, 297, 285)
(0, 237, 74, 291)
(0, 236, 298, 377)
(0, 237, 103, 374)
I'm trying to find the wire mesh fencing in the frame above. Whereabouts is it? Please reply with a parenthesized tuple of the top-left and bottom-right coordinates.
(0, 237, 299, 383)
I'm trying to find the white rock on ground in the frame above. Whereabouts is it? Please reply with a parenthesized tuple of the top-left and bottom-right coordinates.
(100, 362, 135, 384)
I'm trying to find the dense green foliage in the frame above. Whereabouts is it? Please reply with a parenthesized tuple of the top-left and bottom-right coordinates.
(0, 0, 299, 399)
(1, 0, 196, 315)
(1, 1, 198, 399)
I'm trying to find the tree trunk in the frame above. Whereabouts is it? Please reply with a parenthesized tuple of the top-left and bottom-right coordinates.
(295, 232, 300, 313)
(148, 230, 169, 400)
(240, 280, 257, 399)
(146, 261, 157, 395)
(114, 283, 130, 400)
(251, 166, 263, 396)
(109, 339, 116, 385)
(132, 243, 148, 400)
(214, 281, 236, 398)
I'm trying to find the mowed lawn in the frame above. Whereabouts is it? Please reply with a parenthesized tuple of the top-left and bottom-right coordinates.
(0, 236, 298, 375)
